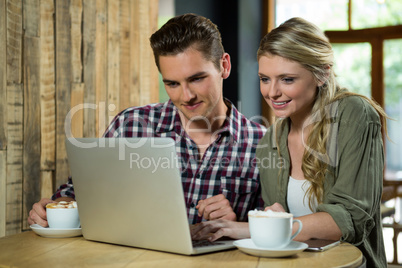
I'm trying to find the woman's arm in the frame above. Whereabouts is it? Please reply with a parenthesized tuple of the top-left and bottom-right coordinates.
(266, 203, 342, 241)
(294, 212, 342, 241)
(191, 220, 250, 241)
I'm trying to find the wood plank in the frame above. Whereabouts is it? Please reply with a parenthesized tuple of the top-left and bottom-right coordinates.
(0, 0, 7, 150)
(70, 0, 82, 83)
(39, 0, 55, 171)
(6, 0, 23, 235)
(119, 0, 130, 111)
(138, 0, 150, 105)
(0, 151, 6, 237)
(138, 0, 158, 106)
(6, 83, 23, 235)
(70, 83, 84, 138)
(83, 0, 96, 137)
(23, 0, 39, 37)
(23, 36, 41, 231)
(55, 0, 72, 187)
(6, 0, 23, 84)
(40, 171, 53, 199)
(107, 0, 120, 121)
(129, 0, 140, 107)
(148, 0, 159, 103)
(95, 0, 107, 136)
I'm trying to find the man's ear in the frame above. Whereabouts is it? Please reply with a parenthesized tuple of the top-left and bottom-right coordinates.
(221, 53, 231, 79)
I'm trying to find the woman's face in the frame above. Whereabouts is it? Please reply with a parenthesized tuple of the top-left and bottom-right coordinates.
(258, 54, 321, 123)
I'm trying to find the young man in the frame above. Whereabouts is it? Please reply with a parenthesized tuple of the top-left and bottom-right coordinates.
(28, 14, 266, 226)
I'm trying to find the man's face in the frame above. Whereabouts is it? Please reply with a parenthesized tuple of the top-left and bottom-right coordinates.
(159, 48, 230, 126)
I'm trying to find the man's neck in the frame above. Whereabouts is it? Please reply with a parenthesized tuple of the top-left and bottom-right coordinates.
(179, 100, 229, 156)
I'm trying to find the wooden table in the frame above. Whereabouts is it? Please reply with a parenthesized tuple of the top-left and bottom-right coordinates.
(0, 231, 363, 267)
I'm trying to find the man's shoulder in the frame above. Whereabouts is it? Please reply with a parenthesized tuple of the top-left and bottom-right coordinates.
(239, 115, 267, 133)
(231, 107, 267, 141)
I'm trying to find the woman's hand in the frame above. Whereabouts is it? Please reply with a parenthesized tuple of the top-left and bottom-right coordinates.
(191, 219, 250, 242)
(264, 202, 286, 212)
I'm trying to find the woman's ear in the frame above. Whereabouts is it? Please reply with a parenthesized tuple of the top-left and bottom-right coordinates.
(221, 53, 231, 79)
(318, 65, 331, 86)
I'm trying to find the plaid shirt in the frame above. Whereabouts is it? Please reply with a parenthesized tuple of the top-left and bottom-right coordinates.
(53, 99, 266, 224)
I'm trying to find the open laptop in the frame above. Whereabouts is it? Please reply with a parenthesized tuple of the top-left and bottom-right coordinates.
(65, 137, 235, 255)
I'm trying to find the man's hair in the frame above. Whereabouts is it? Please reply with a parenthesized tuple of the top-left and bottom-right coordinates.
(150, 13, 224, 71)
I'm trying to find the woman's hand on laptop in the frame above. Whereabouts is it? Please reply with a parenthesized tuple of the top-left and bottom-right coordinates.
(191, 219, 249, 241)
(196, 194, 236, 221)
(28, 197, 75, 227)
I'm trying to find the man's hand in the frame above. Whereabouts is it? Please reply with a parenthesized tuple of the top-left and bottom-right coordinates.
(196, 194, 236, 221)
(27, 198, 54, 227)
(27, 197, 74, 227)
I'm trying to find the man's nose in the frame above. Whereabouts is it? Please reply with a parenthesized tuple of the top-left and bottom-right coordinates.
(182, 85, 196, 101)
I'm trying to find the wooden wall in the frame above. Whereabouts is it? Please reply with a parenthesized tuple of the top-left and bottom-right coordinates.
(0, 0, 159, 237)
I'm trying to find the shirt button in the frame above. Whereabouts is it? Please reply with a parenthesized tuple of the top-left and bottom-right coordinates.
(190, 203, 196, 208)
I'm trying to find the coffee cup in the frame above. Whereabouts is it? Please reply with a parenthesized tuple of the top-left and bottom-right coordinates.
(248, 209, 302, 249)
(46, 201, 80, 229)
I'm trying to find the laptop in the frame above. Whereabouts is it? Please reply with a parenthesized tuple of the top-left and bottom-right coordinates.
(65, 137, 235, 255)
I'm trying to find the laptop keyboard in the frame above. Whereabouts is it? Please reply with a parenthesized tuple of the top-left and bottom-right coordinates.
(192, 240, 224, 248)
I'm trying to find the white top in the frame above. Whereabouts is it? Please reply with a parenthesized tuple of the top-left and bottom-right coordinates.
(287, 176, 317, 217)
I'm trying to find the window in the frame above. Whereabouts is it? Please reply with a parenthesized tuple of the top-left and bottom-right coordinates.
(332, 43, 372, 98)
(275, 0, 348, 30)
(352, 0, 402, 29)
(384, 39, 402, 176)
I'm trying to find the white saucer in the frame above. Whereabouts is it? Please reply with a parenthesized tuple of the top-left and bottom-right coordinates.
(30, 224, 82, 238)
(234, 239, 308, 258)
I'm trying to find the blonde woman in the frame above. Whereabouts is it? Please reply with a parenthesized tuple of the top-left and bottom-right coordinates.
(192, 17, 387, 267)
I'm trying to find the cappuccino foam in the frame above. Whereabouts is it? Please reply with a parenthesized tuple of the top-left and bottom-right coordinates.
(248, 209, 292, 218)
(46, 201, 77, 209)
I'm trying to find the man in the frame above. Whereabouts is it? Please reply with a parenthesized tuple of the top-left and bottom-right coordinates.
(28, 13, 266, 226)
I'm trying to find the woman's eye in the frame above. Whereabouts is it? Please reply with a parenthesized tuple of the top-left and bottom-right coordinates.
(282, 77, 294, 83)
(259, 77, 269, 83)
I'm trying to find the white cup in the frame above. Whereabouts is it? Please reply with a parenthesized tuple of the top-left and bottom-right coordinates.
(248, 210, 302, 249)
(46, 201, 80, 229)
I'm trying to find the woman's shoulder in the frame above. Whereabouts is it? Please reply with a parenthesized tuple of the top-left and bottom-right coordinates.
(336, 95, 381, 125)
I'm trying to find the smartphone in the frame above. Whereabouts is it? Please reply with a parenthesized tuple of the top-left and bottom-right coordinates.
(304, 239, 340, 252)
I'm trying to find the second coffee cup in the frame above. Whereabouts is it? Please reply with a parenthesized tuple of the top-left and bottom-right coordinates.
(248, 209, 302, 249)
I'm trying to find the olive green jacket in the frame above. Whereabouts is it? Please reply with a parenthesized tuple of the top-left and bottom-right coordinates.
(256, 96, 386, 268)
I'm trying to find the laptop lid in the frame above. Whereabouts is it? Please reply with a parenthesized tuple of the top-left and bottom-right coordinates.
(65, 137, 234, 255)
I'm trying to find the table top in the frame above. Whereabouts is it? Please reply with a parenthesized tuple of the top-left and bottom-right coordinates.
(0, 231, 363, 267)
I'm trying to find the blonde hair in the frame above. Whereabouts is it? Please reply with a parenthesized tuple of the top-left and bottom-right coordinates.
(258, 17, 388, 209)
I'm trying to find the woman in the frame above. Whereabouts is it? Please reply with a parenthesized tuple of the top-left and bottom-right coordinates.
(192, 17, 387, 267)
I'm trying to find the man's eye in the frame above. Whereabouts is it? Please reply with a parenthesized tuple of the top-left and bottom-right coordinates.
(166, 82, 178, 87)
(191, 77, 204, 82)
